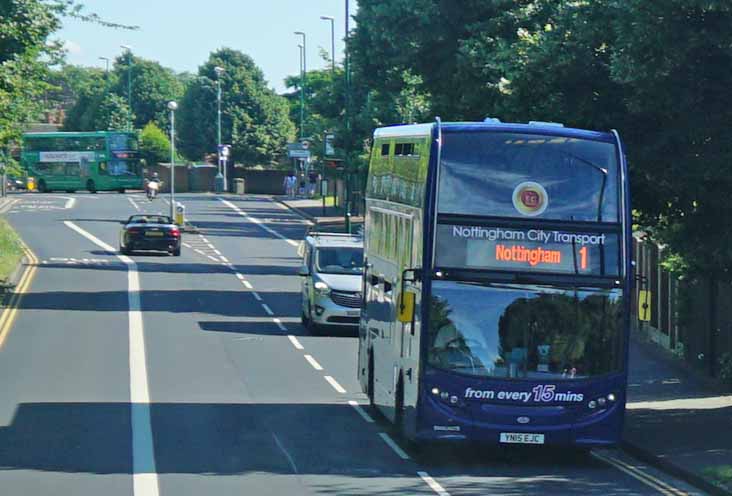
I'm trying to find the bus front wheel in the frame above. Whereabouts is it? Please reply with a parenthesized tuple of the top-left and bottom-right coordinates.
(86, 180, 97, 194)
(37, 180, 47, 193)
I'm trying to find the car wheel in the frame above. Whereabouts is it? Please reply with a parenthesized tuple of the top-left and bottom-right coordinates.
(172, 247, 181, 257)
(86, 179, 96, 194)
(120, 246, 130, 255)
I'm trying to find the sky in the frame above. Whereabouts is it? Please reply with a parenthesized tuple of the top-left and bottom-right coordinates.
(57, 1, 356, 94)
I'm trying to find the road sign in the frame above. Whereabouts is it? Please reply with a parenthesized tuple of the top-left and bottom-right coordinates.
(324, 134, 335, 156)
(287, 143, 311, 159)
(301, 140, 310, 150)
(218, 144, 230, 157)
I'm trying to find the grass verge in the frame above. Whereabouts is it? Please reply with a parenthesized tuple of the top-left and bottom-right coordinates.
(702, 465, 732, 489)
(0, 218, 23, 286)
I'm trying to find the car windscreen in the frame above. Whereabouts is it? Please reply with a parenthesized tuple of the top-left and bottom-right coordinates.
(128, 216, 171, 224)
(315, 247, 364, 275)
(438, 132, 620, 222)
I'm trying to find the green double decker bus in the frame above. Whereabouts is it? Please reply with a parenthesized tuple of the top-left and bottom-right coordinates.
(21, 131, 144, 193)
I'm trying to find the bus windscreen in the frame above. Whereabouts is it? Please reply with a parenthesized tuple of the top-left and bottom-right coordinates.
(438, 132, 620, 223)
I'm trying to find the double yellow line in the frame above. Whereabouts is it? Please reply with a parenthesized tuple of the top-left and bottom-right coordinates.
(0, 243, 38, 349)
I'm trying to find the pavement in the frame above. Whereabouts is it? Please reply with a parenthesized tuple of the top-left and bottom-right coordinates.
(625, 331, 732, 494)
(0, 190, 715, 496)
(277, 196, 363, 232)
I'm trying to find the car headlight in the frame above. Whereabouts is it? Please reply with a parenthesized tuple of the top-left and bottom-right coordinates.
(314, 281, 330, 295)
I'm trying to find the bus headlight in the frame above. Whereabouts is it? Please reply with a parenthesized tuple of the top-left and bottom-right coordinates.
(431, 387, 440, 396)
(588, 400, 597, 409)
(607, 393, 616, 402)
(314, 281, 330, 296)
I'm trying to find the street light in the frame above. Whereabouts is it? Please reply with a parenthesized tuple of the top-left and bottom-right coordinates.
(295, 31, 307, 138)
(298, 44, 304, 139)
(98, 56, 110, 73)
(120, 45, 133, 130)
(214, 66, 226, 191)
(167, 101, 178, 221)
(320, 16, 336, 75)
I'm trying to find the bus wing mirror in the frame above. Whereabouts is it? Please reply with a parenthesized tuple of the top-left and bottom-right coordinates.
(398, 291, 416, 323)
(638, 290, 652, 322)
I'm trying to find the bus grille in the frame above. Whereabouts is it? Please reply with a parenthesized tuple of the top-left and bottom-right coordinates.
(330, 291, 361, 308)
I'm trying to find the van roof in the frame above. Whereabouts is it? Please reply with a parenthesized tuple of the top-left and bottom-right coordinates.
(305, 233, 363, 248)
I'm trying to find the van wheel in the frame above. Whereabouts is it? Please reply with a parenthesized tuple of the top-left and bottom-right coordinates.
(86, 179, 96, 194)
(37, 180, 47, 193)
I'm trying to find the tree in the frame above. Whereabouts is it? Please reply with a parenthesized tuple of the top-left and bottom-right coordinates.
(92, 93, 132, 131)
(139, 122, 170, 166)
(178, 48, 295, 165)
(111, 54, 184, 130)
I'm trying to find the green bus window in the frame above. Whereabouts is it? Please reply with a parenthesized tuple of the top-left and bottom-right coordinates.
(381, 143, 389, 156)
(99, 162, 108, 175)
(66, 162, 80, 176)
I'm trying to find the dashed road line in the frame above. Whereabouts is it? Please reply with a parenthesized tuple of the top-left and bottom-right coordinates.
(220, 255, 229, 263)
(207, 255, 219, 262)
(243, 280, 253, 289)
(128, 197, 140, 211)
(219, 198, 300, 247)
(304, 354, 323, 371)
(273, 318, 287, 332)
(347, 401, 375, 423)
(418, 472, 451, 496)
(235, 273, 244, 280)
(287, 335, 304, 350)
(251, 291, 262, 301)
(261, 303, 274, 316)
(378, 432, 410, 460)
(324, 375, 346, 394)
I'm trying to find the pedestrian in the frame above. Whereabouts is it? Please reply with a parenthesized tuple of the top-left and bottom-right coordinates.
(299, 176, 306, 197)
(308, 170, 319, 197)
(283, 172, 297, 198)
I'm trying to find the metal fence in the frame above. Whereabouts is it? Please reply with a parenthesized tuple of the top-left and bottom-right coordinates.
(633, 237, 732, 379)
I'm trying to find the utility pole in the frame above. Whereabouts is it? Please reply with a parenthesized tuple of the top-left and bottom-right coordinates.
(344, 0, 352, 233)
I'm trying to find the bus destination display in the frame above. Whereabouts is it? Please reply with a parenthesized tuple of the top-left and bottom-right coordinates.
(435, 224, 619, 276)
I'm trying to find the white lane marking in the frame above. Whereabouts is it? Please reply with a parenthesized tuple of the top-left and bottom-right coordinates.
(194, 249, 205, 255)
(213, 249, 222, 255)
(65, 197, 76, 209)
(207, 255, 219, 262)
(378, 432, 410, 460)
(200, 236, 209, 243)
(261, 304, 274, 316)
(64, 221, 159, 496)
(287, 335, 304, 350)
(219, 198, 299, 247)
(304, 354, 323, 371)
(220, 255, 229, 263)
(251, 291, 262, 301)
(347, 400, 375, 423)
(182, 242, 192, 248)
(592, 451, 686, 496)
(243, 280, 253, 289)
(273, 318, 287, 332)
(128, 197, 140, 211)
(324, 375, 346, 394)
(235, 273, 244, 280)
(418, 472, 451, 496)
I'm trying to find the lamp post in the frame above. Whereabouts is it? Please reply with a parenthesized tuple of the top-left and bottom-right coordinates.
(168, 101, 178, 221)
(297, 44, 305, 140)
(295, 31, 307, 138)
(99, 56, 110, 73)
(320, 16, 336, 75)
(214, 66, 226, 191)
(120, 45, 133, 130)
(343, 0, 352, 232)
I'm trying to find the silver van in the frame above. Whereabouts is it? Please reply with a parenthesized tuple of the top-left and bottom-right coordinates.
(298, 232, 364, 333)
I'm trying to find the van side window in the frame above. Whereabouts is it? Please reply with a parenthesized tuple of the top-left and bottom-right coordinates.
(381, 143, 389, 156)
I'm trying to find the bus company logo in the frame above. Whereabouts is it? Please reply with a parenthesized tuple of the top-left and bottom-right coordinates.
(512, 182, 548, 217)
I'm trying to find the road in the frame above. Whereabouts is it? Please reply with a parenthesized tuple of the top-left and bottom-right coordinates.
(0, 191, 705, 495)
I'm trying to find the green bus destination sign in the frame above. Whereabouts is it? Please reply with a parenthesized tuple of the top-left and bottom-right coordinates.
(435, 224, 619, 276)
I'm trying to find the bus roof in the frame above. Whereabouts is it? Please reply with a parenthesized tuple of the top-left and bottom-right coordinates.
(22, 131, 134, 138)
(373, 121, 615, 143)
